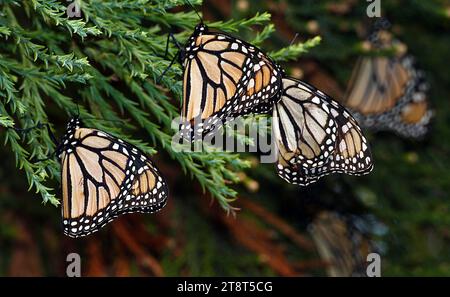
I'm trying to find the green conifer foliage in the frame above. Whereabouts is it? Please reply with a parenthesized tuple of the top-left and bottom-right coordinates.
(0, 0, 318, 210)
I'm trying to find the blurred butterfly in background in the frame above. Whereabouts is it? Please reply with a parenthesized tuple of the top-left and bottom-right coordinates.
(272, 78, 373, 186)
(178, 23, 283, 139)
(308, 211, 378, 277)
(342, 19, 433, 139)
(57, 117, 168, 238)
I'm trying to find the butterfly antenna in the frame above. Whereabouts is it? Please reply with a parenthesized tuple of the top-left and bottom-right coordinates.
(184, 0, 203, 23)
(289, 33, 299, 46)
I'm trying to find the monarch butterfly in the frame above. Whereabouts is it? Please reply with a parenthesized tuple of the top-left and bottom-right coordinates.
(273, 77, 373, 186)
(179, 23, 283, 139)
(56, 117, 168, 238)
(342, 20, 433, 139)
(308, 211, 375, 277)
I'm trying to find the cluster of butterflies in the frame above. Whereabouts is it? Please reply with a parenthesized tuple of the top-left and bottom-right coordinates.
(16, 18, 431, 238)
(179, 23, 374, 187)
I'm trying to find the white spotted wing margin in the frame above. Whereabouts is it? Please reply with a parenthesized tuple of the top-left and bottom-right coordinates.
(272, 78, 374, 186)
(59, 118, 168, 238)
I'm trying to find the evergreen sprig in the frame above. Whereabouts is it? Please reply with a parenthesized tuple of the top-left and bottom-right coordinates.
(0, 0, 318, 211)
(270, 36, 322, 62)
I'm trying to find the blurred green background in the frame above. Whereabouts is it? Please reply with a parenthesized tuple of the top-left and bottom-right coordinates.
(0, 0, 449, 276)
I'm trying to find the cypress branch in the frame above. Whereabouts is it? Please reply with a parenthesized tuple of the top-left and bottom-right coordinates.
(0, 0, 318, 212)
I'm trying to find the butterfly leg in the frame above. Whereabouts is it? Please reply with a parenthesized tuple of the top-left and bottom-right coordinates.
(14, 122, 58, 145)
(163, 32, 171, 59)
(157, 31, 184, 84)
(12, 122, 46, 133)
(12, 122, 59, 162)
(157, 51, 180, 84)
(13, 122, 56, 142)
(168, 32, 183, 51)
(162, 31, 182, 58)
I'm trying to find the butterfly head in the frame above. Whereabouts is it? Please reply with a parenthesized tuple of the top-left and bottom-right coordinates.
(194, 23, 208, 35)
(67, 117, 82, 131)
(181, 23, 208, 64)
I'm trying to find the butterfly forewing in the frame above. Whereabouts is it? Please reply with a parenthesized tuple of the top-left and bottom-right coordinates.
(273, 78, 373, 186)
(180, 25, 282, 139)
(60, 120, 168, 238)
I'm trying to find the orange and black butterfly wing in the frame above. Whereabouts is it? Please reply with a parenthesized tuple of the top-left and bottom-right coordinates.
(273, 78, 373, 186)
(180, 24, 282, 139)
(60, 118, 168, 238)
(344, 56, 411, 116)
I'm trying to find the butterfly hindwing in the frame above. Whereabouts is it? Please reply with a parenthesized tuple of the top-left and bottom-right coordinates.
(273, 78, 373, 186)
(60, 118, 168, 238)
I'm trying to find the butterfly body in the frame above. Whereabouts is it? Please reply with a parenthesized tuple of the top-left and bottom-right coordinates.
(343, 24, 433, 139)
(58, 118, 168, 238)
(180, 24, 283, 139)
